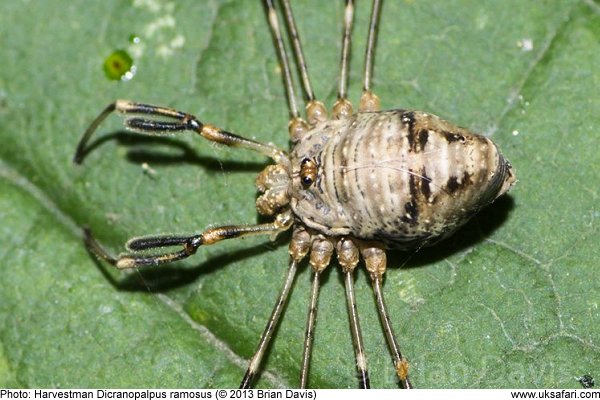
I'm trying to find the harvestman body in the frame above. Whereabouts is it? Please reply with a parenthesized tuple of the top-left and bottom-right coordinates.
(74, 0, 516, 389)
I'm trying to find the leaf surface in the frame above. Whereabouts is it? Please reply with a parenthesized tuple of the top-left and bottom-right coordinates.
(0, 0, 598, 388)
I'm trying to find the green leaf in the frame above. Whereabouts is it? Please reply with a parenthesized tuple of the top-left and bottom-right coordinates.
(0, 0, 598, 389)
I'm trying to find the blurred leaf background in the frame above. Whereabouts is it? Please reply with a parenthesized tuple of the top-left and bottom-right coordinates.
(0, 0, 598, 388)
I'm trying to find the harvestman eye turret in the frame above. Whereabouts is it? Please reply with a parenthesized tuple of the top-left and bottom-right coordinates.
(74, 0, 516, 389)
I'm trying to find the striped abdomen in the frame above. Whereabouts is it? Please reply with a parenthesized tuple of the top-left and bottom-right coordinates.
(290, 110, 515, 249)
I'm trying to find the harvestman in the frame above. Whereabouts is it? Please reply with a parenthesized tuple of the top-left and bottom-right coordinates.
(74, 0, 515, 389)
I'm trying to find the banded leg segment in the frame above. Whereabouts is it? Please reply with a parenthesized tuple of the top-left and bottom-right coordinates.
(74, 100, 288, 165)
(371, 277, 412, 388)
(279, 0, 327, 126)
(265, 0, 326, 140)
(359, 0, 382, 112)
(344, 270, 370, 389)
(362, 246, 412, 389)
(297, 236, 335, 388)
(300, 271, 321, 388)
(335, 237, 371, 388)
(84, 211, 293, 269)
(280, 0, 314, 105)
(333, 0, 355, 119)
(240, 227, 312, 389)
(240, 259, 300, 389)
(264, 0, 307, 140)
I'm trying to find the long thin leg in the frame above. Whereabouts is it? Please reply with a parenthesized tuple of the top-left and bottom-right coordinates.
(300, 270, 321, 388)
(279, 0, 326, 126)
(344, 270, 370, 389)
(359, 0, 382, 112)
(333, 0, 355, 119)
(83, 211, 293, 269)
(280, 0, 314, 103)
(240, 259, 299, 388)
(361, 245, 412, 388)
(74, 100, 288, 166)
(263, 0, 302, 130)
(371, 276, 412, 389)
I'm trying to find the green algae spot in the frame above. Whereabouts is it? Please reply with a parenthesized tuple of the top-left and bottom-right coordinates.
(103, 49, 135, 81)
(128, 34, 141, 44)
